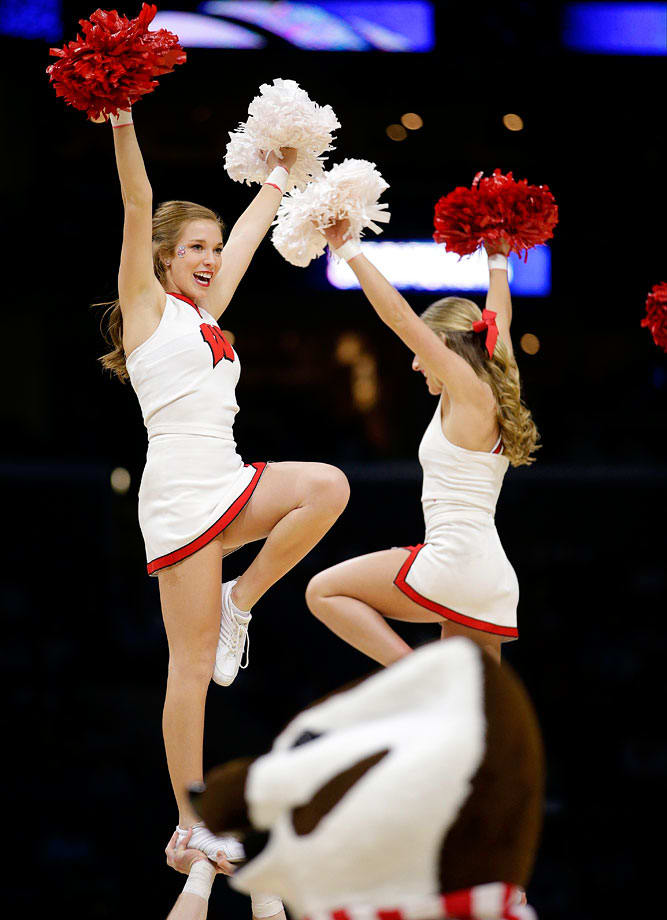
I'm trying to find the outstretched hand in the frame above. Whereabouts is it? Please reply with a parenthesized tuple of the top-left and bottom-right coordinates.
(323, 218, 352, 250)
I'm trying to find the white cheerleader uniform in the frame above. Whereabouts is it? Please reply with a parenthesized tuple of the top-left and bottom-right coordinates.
(126, 292, 266, 576)
(393, 396, 519, 639)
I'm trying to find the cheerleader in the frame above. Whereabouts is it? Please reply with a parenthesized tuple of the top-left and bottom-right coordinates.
(306, 221, 539, 664)
(100, 109, 349, 869)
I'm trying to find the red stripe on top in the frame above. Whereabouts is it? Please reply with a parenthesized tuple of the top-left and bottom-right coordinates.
(394, 544, 518, 638)
(491, 434, 504, 454)
(378, 910, 404, 920)
(443, 889, 473, 918)
(168, 291, 202, 317)
(146, 462, 266, 575)
(332, 911, 352, 920)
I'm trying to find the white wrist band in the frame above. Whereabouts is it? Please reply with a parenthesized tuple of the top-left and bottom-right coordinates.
(109, 108, 133, 128)
(487, 253, 508, 271)
(334, 240, 362, 261)
(182, 859, 216, 901)
(264, 166, 289, 195)
(251, 891, 284, 918)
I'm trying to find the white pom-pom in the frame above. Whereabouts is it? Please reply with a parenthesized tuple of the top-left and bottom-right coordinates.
(272, 159, 391, 268)
(224, 78, 340, 192)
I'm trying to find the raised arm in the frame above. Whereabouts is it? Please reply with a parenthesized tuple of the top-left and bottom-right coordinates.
(205, 148, 297, 321)
(483, 241, 513, 356)
(108, 110, 164, 342)
(323, 222, 488, 404)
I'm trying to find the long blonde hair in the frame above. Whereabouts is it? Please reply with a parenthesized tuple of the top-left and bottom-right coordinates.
(98, 200, 224, 381)
(420, 297, 539, 467)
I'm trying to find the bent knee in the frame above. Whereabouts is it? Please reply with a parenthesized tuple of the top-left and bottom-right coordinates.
(305, 569, 337, 613)
(307, 464, 350, 514)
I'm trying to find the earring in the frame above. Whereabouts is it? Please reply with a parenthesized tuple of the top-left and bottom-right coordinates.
(165, 261, 171, 267)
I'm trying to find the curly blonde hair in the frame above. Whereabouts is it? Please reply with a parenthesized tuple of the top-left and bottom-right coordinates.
(98, 201, 224, 381)
(420, 297, 539, 467)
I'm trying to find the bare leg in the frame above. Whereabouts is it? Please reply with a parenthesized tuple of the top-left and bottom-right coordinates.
(158, 462, 348, 827)
(440, 619, 502, 662)
(306, 548, 504, 666)
(306, 549, 442, 666)
(219, 462, 350, 610)
(159, 541, 223, 827)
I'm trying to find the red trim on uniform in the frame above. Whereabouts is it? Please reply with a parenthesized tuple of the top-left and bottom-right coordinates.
(168, 291, 202, 317)
(303, 885, 530, 920)
(491, 435, 504, 455)
(393, 544, 519, 638)
(332, 911, 351, 920)
(146, 462, 267, 575)
(443, 889, 473, 918)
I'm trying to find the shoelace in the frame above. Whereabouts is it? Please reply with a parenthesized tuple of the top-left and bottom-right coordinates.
(220, 604, 250, 670)
(232, 616, 250, 670)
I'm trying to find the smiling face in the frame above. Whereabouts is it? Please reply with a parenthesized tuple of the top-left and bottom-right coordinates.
(164, 219, 223, 300)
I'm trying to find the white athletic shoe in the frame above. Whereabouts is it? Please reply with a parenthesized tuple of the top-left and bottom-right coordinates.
(176, 821, 245, 863)
(212, 580, 251, 687)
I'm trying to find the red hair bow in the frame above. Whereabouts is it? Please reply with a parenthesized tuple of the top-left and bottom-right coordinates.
(472, 309, 499, 358)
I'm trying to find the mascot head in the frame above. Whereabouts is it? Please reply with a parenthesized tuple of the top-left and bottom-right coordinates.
(193, 639, 544, 920)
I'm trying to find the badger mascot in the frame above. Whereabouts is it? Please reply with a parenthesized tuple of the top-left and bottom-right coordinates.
(192, 639, 544, 920)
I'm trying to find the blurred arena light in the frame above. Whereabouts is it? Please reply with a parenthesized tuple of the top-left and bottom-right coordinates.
(151, 10, 265, 47)
(352, 354, 379, 411)
(327, 242, 551, 295)
(336, 332, 363, 365)
(154, 2, 436, 51)
(563, 3, 667, 55)
(502, 113, 524, 131)
(386, 123, 408, 141)
(110, 467, 131, 495)
(401, 112, 424, 130)
(520, 333, 541, 355)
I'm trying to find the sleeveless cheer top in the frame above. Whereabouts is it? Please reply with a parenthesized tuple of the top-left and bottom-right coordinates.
(125, 292, 266, 576)
(126, 292, 241, 441)
(419, 396, 508, 537)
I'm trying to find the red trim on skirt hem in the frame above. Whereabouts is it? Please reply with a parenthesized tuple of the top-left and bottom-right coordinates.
(393, 543, 519, 639)
(146, 461, 267, 575)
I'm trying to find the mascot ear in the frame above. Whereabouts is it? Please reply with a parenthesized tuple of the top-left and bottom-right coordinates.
(437, 655, 545, 891)
(193, 757, 257, 834)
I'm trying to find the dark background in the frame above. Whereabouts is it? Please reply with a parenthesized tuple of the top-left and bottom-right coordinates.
(3, 1, 665, 917)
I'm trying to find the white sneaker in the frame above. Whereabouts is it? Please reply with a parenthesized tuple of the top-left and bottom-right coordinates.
(212, 580, 251, 686)
(176, 821, 246, 863)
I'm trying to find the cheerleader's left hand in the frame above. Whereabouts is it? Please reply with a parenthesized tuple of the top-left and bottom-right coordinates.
(323, 218, 352, 250)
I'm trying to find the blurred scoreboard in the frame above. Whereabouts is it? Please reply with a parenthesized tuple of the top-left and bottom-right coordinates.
(326, 242, 551, 296)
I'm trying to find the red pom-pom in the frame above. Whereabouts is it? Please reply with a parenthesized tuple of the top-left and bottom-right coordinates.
(433, 170, 559, 260)
(46, 4, 186, 119)
(641, 282, 667, 353)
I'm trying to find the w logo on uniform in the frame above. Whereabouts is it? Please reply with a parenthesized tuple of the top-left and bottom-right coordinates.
(200, 324, 234, 368)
